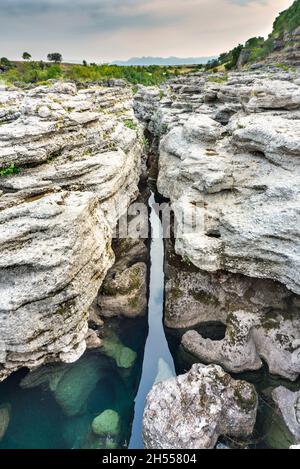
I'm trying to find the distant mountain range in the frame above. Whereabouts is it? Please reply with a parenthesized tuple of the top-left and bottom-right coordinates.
(112, 56, 216, 66)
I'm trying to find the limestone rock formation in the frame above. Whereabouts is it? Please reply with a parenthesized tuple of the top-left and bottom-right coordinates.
(135, 69, 300, 381)
(271, 387, 300, 445)
(0, 81, 143, 381)
(182, 308, 300, 381)
(157, 103, 300, 295)
(143, 363, 258, 449)
(99, 237, 148, 319)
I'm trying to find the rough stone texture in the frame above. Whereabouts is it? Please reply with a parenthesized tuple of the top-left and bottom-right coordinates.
(99, 237, 148, 319)
(272, 387, 300, 444)
(158, 107, 300, 295)
(182, 308, 300, 380)
(143, 363, 258, 449)
(135, 70, 300, 381)
(0, 82, 143, 381)
(164, 239, 298, 330)
(165, 230, 300, 381)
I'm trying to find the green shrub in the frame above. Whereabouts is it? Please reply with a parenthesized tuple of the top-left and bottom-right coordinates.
(1, 61, 172, 87)
(0, 163, 20, 177)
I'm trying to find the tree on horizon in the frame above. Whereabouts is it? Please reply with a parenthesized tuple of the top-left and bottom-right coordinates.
(47, 53, 63, 63)
(22, 52, 32, 61)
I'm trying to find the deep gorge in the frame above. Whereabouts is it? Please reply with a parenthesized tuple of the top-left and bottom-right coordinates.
(0, 70, 300, 449)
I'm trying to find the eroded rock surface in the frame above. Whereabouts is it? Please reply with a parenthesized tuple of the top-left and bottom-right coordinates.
(143, 363, 258, 449)
(272, 387, 300, 444)
(0, 81, 143, 380)
(135, 69, 300, 381)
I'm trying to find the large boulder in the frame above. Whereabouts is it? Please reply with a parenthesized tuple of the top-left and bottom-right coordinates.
(143, 364, 258, 449)
(20, 353, 111, 417)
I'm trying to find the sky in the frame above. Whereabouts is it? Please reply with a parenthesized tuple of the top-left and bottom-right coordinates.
(0, 0, 295, 62)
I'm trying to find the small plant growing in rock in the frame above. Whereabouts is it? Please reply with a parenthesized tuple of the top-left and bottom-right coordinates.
(208, 74, 228, 84)
(0, 163, 20, 177)
(143, 136, 150, 151)
(160, 123, 169, 135)
(124, 119, 137, 130)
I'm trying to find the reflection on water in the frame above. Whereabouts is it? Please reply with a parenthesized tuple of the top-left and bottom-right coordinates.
(0, 190, 176, 450)
(0, 186, 297, 450)
(129, 192, 176, 449)
(0, 317, 148, 449)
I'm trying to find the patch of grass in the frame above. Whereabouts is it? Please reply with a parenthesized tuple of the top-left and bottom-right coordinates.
(275, 63, 290, 72)
(207, 74, 228, 84)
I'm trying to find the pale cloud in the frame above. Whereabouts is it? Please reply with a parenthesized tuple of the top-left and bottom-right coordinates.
(0, 0, 294, 62)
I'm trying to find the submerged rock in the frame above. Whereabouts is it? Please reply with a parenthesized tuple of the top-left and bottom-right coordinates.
(92, 409, 120, 437)
(0, 403, 11, 441)
(21, 353, 110, 417)
(143, 363, 258, 449)
(101, 332, 137, 369)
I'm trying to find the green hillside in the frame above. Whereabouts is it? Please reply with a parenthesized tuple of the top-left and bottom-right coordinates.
(207, 0, 300, 70)
(272, 0, 300, 36)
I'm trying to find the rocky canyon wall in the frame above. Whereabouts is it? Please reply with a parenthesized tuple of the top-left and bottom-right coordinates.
(0, 81, 144, 381)
(134, 68, 300, 382)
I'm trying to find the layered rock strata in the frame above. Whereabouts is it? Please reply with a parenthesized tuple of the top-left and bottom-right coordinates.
(135, 69, 300, 381)
(0, 81, 143, 380)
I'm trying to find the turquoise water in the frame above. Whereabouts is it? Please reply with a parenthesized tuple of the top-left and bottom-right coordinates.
(0, 317, 148, 449)
(0, 187, 298, 450)
(0, 191, 175, 449)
